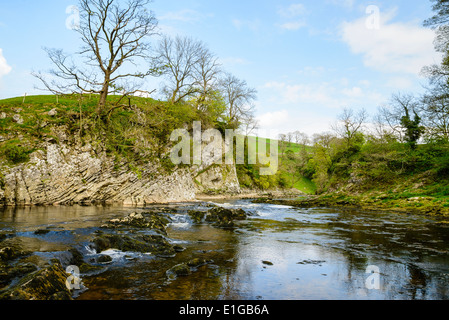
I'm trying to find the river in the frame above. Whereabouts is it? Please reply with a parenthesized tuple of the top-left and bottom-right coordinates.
(1, 199, 449, 300)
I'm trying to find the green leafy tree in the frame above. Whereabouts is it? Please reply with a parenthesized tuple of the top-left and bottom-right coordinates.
(400, 107, 425, 150)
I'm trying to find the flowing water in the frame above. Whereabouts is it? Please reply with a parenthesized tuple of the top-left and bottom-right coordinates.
(1, 199, 449, 300)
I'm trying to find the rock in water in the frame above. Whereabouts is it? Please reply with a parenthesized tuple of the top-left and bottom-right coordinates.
(0, 261, 73, 300)
(101, 212, 171, 235)
(91, 233, 176, 257)
(187, 210, 206, 223)
(204, 207, 248, 228)
(166, 263, 191, 278)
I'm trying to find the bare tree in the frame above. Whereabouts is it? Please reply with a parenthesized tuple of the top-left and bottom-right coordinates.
(287, 132, 293, 146)
(240, 113, 259, 136)
(193, 48, 222, 111)
(34, 0, 159, 114)
(385, 93, 421, 142)
(420, 81, 449, 141)
(376, 104, 405, 142)
(278, 133, 287, 156)
(155, 35, 209, 104)
(332, 107, 367, 146)
(219, 72, 257, 128)
(372, 107, 395, 142)
(293, 131, 310, 153)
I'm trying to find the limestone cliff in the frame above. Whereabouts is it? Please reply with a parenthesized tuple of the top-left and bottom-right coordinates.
(0, 141, 241, 206)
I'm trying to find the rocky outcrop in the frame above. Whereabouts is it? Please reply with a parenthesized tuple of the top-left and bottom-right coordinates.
(0, 261, 72, 300)
(0, 140, 241, 206)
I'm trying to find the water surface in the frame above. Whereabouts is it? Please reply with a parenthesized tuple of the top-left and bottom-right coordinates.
(1, 200, 449, 300)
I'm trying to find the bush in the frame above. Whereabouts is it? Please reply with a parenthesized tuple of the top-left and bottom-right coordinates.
(3, 144, 31, 164)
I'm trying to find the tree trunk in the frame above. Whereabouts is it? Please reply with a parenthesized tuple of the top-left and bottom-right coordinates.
(97, 75, 110, 115)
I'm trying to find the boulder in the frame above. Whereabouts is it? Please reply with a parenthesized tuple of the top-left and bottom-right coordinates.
(166, 263, 191, 278)
(0, 245, 30, 262)
(101, 212, 171, 235)
(91, 233, 176, 257)
(0, 263, 38, 288)
(12, 114, 23, 125)
(97, 255, 113, 264)
(0, 261, 73, 300)
(48, 109, 58, 117)
(188, 210, 206, 223)
(205, 207, 248, 228)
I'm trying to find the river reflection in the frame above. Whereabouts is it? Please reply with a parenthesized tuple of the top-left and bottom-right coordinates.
(1, 200, 449, 300)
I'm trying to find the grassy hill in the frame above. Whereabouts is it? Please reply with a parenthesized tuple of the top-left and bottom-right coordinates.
(235, 136, 316, 194)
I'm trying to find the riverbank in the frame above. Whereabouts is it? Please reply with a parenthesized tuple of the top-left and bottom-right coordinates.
(254, 190, 449, 217)
(196, 188, 304, 201)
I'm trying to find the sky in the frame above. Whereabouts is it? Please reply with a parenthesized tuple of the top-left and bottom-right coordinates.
(0, 0, 442, 138)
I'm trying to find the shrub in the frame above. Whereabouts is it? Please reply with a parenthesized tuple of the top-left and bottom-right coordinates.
(3, 144, 31, 164)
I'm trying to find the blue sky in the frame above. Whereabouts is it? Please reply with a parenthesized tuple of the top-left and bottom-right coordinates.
(0, 0, 441, 137)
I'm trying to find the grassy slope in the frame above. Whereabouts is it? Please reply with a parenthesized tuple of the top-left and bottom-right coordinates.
(0, 94, 186, 167)
(244, 137, 316, 194)
(0, 95, 317, 194)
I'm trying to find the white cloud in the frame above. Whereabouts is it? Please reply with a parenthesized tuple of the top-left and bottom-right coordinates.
(0, 48, 12, 78)
(342, 86, 363, 98)
(232, 19, 261, 32)
(256, 109, 334, 138)
(264, 81, 339, 106)
(263, 80, 386, 112)
(258, 79, 388, 136)
(327, 0, 355, 9)
(156, 9, 214, 36)
(219, 57, 250, 67)
(279, 21, 306, 31)
(158, 9, 213, 23)
(386, 77, 414, 90)
(298, 66, 327, 77)
(278, 4, 306, 18)
(341, 8, 440, 75)
(277, 3, 307, 31)
(258, 109, 290, 128)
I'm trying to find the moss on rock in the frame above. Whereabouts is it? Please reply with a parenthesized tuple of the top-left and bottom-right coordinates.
(0, 261, 72, 300)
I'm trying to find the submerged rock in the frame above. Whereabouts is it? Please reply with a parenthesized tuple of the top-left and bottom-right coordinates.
(188, 210, 206, 223)
(97, 255, 113, 264)
(34, 229, 51, 235)
(68, 248, 85, 266)
(0, 244, 30, 262)
(0, 263, 38, 288)
(166, 258, 213, 279)
(187, 258, 213, 268)
(166, 263, 191, 278)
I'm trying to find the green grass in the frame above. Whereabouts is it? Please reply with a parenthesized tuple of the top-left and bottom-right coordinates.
(293, 176, 317, 194)
(1, 95, 318, 194)
(240, 136, 316, 193)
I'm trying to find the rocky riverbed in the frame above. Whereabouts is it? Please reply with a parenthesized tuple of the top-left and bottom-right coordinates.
(1, 199, 449, 300)
(0, 204, 249, 300)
